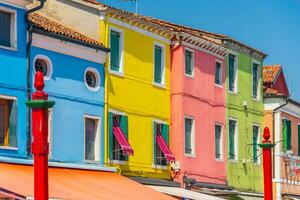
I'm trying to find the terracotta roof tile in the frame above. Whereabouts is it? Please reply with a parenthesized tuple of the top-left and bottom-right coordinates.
(29, 13, 106, 48)
(263, 64, 282, 84)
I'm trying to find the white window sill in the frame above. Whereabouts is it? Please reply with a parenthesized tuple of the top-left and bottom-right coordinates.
(109, 159, 128, 165)
(215, 158, 224, 162)
(153, 82, 166, 89)
(152, 164, 168, 170)
(252, 97, 261, 102)
(0, 45, 17, 52)
(84, 159, 100, 164)
(184, 153, 196, 158)
(229, 159, 239, 163)
(184, 73, 194, 79)
(0, 146, 18, 151)
(228, 90, 238, 95)
(109, 69, 124, 77)
(215, 84, 223, 88)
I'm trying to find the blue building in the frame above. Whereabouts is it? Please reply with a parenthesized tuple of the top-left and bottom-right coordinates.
(28, 12, 109, 165)
(0, 1, 28, 158)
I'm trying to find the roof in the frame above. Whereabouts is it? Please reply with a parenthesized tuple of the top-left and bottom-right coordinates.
(263, 64, 282, 84)
(28, 12, 108, 50)
(263, 87, 285, 97)
(0, 162, 175, 200)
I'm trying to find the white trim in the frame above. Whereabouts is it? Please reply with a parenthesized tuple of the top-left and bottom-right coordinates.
(83, 115, 101, 162)
(215, 59, 223, 87)
(33, 55, 53, 81)
(108, 109, 125, 116)
(48, 109, 53, 159)
(228, 118, 239, 161)
(153, 42, 166, 87)
(84, 67, 101, 92)
(252, 59, 261, 101)
(184, 47, 195, 78)
(108, 26, 124, 76)
(274, 112, 282, 200)
(152, 164, 168, 170)
(109, 159, 128, 165)
(32, 33, 107, 64)
(108, 17, 171, 44)
(228, 51, 238, 94)
(215, 123, 224, 161)
(184, 115, 195, 157)
(0, 6, 17, 50)
(0, 94, 17, 100)
(281, 107, 300, 119)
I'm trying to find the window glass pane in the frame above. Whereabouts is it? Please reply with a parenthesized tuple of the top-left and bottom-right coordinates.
(185, 50, 193, 75)
(228, 54, 235, 91)
(215, 125, 221, 159)
(154, 46, 163, 83)
(0, 11, 11, 47)
(252, 63, 259, 98)
(185, 118, 192, 154)
(8, 100, 17, 147)
(0, 103, 6, 145)
(215, 62, 222, 85)
(229, 120, 236, 159)
(110, 30, 120, 71)
(253, 126, 259, 163)
(85, 118, 97, 161)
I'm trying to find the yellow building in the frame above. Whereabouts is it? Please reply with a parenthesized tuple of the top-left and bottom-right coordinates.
(100, 7, 175, 180)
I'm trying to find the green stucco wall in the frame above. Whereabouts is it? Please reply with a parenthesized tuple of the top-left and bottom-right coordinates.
(226, 50, 264, 193)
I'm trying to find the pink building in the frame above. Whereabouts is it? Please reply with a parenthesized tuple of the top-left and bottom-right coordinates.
(169, 30, 228, 189)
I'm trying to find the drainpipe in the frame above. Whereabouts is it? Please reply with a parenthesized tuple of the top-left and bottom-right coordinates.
(25, 0, 46, 156)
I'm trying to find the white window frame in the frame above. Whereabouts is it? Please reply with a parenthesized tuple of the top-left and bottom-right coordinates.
(33, 55, 53, 81)
(215, 123, 223, 161)
(215, 59, 223, 87)
(108, 26, 124, 76)
(152, 119, 168, 169)
(0, 94, 18, 150)
(228, 52, 238, 94)
(83, 114, 101, 163)
(184, 47, 195, 78)
(184, 115, 195, 157)
(84, 67, 101, 92)
(252, 124, 261, 164)
(228, 118, 238, 161)
(252, 60, 261, 101)
(153, 41, 166, 88)
(0, 6, 17, 51)
(48, 109, 53, 159)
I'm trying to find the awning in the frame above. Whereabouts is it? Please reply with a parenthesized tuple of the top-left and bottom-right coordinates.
(148, 186, 225, 200)
(0, 163, 175, 200)
(113, 126, 134, 155)
(156, 134, 175, 162)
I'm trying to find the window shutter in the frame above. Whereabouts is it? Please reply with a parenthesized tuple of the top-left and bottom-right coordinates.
(0, 12, 11, 47)
(154, 46, 162, 83)
(229, 121, 235, 159)
(110, 31, 120, 71)
(153, 121, 157, 163)
(298, 125, 300, 156)
(120, 115, 128, 161)
(108, 112, 113, 160)
(287, 120, 292, 151)
(185, 50, 192, 75)
(228, 55, 235, 91)
(8, 101, 17, 148)
(253, 126, 258, 163)
(282, 119, 287, 152)
(162, 124, 169, 146)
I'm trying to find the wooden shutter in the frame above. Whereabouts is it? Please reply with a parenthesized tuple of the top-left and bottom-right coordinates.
(154, 46, 162, 83)
(162, 124, 169, 146)
(185, 50, 192, 75)
(110, 30, 120, 71)
(120, 115, 128, 161)
(287, 120, 292, 151)
(228, 54, 235, 91)
(229, 120, 235, 159)
(108, 112, 113, 160)
(0, 12, 11, 47)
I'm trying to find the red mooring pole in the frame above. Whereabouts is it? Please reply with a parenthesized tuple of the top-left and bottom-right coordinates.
(259, 127, 275, 200)
(26, 71, 55, 200)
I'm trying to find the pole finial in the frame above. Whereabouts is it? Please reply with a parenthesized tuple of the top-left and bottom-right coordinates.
(263, 127, 271, 142)
(32, 71, 48, 100)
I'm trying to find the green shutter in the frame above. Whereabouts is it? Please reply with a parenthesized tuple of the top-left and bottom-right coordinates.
(185, 50, 192, 75)
(120, 115, 128, 161)
(228, 54, 235, 91)
(229, 120, 235, 159)
(108, 112, 113, 160)
(162, 124, 169, 146)
(253, 126, 259, 163)
(185, 118, 192, 154)
(8, 101, 17, 147)
(298, 125, 300, 156)
(153, 122, 157, 163)
(287, 120, 292, 151)
(154, 46, 162, 83)
(110, 30, 120, 71)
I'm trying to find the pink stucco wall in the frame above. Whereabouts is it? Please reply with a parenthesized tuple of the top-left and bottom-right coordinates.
(170, 44, 227, 185)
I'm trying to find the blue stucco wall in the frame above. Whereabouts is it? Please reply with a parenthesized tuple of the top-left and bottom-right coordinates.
(0, 3, 27, 158)
(30, 46, 105, 165)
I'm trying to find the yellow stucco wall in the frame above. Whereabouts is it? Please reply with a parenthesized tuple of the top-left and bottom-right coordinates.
(103, 19, 171, 179)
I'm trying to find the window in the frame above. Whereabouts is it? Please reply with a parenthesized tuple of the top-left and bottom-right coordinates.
(253, 125, 260, 163)
(184, 117, 194, 155)
(0, 9, 16, 48)
(282, 119, 291, 152)
(0, 98, 17, 148)
(252, 62, 260, 99)
(215, 124, 222, 159)
(110, 29, 122, 73)
(154, 44, 165, 85)
(228, 119, 237, 160)
(84, 67, 100, 92)
(33, 55, 53, 80)
(185, 49, 194, 76)
(298, 124, 300, 156)
(48, 109, 53, 158)
(228, 54, 237, 92)
(215, 61, 222, 86)
(84, 117, 100, 161)
(108, 112, 133, 161)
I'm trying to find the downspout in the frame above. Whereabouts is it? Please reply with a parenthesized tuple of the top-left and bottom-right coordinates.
(104, 12, 109, 165)
(25, 0, 46, 156)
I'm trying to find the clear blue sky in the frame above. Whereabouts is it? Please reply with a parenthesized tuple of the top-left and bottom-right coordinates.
(99, 0, 300, 100)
